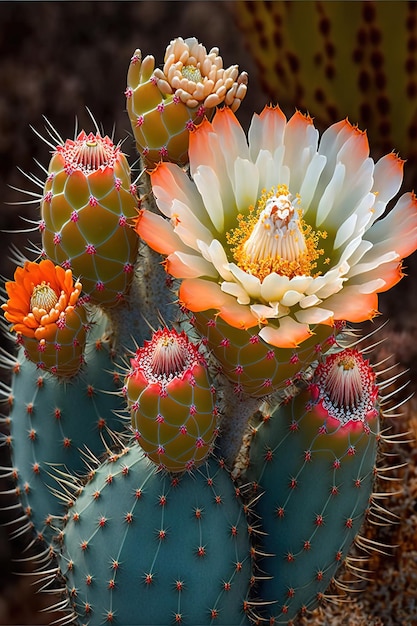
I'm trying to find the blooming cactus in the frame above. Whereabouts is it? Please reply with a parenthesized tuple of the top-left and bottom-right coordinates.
(125, 328, 219, 472)
(1, 259, 88, 377)
(126, 37, 247, 169)
(137, 106, 417, 350)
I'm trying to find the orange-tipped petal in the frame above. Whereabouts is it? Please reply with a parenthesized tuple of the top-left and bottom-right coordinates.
(325, 287, 380, 323)
(179, 278, 257, 330)
(259, 317, 313, 349)
(135, 209, 188, 255)
(248, 105, 287, 160)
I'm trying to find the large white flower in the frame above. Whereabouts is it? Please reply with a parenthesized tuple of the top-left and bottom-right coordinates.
(136, 105, 417, 348)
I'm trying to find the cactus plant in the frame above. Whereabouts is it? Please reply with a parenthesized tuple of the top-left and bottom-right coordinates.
(125, 327, 220, 472)
(58, 447, 252, 626)
(1, 32, 417, 626)
(0, 311, 126, 545)
(245, 347, 381, 623)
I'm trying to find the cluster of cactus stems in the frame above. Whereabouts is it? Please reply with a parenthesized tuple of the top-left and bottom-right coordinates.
(0, 34, 415, 626)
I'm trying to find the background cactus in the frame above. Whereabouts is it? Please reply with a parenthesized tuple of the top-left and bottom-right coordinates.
(1, 13, 416, 626)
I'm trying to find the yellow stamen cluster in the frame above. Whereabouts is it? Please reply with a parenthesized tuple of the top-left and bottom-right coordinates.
(181, 64, 203, 84)
(226, 186, 326, 282)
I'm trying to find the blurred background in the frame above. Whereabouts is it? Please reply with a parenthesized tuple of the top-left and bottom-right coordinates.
(1, 2, 417, 624)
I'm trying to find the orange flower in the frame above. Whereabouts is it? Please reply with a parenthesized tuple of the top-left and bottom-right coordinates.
(2, 259, 82, 340)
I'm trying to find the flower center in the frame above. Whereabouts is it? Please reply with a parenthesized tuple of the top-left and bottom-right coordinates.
(181, 64, 203, 83)
(314, 348, 378, 425)
(150, 333, 189, 377)
(227, 185, 326, 282)
(324, 353, 363, 409)
(58, 131, 119, 173)
(30, 282, 58, 321)
(133, 328, 202, 385)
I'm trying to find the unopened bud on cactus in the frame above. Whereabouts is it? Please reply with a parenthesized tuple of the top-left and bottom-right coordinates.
(125, 327, 219, 472)
(40, 130, 139, 308)
(2, 259, 88, 377)
(126, 37, 247, 168)
(247, 347, 380, 622)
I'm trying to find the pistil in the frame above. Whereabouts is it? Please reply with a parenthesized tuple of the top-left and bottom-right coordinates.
(227, 185, 325, 282)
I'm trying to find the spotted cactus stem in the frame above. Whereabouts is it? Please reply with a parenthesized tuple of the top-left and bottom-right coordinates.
(0, 28, 414, 626)
(245, 348, 381, 623)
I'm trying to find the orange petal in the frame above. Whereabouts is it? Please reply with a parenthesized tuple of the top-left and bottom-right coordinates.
(179, 278, 257, 330)
(135, 209, 187, 255)
(325, 287, 380, 323)
(259, 317, 313, 349)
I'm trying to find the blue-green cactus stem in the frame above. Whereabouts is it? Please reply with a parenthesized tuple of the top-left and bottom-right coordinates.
(58, 445, 252, 625)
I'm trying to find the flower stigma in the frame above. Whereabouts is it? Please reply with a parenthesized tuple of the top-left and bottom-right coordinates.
(227, 185, 326, 282)
(30, 282, 58, 321)
(150, 331, 188, 377)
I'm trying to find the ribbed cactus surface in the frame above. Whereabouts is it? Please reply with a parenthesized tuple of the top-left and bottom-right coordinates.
(190, 310, 339, 397)
(40, 130, 139, 308)
(246, 348, 380, 623)
(59, 446, 252, 625)
(125, 328, 219, 472)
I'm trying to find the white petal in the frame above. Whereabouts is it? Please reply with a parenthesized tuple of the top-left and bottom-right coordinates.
(305, 269, 346, 299)
(197, 239, 235, 281)
(287, 275, 315, 293)
(228, 263, 262, 300)
(274, 147, 290, 187)
(333, 213, 358, 249)
(316, 162, 345, 226)
(347, 251, 398, 278)
(221, 281, 250, 305)
(248, 107, 286, 162)
(193, 165, 224, 232)
(233, 157, 259, 213)
(170, 251, 218, 278)
(280, 290, 304, 307)
(260, 272, 290, 302)
(255, 150, 278, 192)
(355, 278, 386, 293)
(299, 294, 321, 308)
(172, 199, 214, 249)
(250, 302, 282, 320)
(345, 239, 373, 268)
(299, 153, 327, 214)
